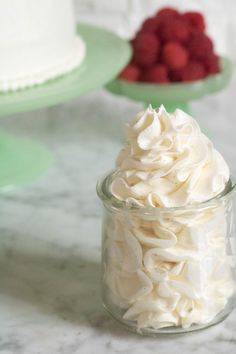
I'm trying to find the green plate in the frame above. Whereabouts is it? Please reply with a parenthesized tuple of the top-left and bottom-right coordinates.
(0, 24, 131, 189)
(106, 57, 232, 113)
(0, 23, 131, 116)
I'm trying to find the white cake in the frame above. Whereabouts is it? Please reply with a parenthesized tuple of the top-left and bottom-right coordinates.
(0, 0, 86, 92)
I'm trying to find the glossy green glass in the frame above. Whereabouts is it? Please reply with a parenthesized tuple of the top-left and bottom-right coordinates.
(106, 57, 232, 113)
(0, 131, 52, 190)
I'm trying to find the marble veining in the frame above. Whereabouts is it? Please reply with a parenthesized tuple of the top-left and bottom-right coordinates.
(0, 84, 236, 353)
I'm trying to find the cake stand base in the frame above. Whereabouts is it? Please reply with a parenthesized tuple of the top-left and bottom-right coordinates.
(106, 57, 232, 117)
(0, 130, 52, 190)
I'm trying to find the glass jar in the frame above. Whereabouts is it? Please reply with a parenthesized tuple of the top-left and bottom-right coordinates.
(97, 172, 236, 335)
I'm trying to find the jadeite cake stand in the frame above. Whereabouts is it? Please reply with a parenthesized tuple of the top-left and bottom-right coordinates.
(0, 23, 131, 189)
(106, 57, 232, 113)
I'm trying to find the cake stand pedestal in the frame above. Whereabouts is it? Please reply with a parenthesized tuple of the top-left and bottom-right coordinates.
(0, 24, 131, 189)
(0, 131, 52, 190)
(106, 57, 232, 115)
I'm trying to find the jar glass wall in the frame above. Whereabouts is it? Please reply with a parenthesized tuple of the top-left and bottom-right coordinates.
(97, 173, 236, 335)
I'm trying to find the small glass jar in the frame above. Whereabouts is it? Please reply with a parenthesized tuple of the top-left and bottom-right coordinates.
(97, 172, 236, 335)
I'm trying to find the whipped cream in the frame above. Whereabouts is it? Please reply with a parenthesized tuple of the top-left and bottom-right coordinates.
(102, 106, 234, 331)
(104, 205, 234, 329)
(111, 105, 229, 207)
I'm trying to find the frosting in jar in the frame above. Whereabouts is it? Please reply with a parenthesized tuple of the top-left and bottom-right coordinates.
(104, 203, 234, 329)
(103, 106, 234, 330)
(110, 105, 229, 207)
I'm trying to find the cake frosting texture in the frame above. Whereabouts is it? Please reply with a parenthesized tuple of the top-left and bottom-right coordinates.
(111, 105, 229, 207)
(0, 0, 85, 91)
(102, 106, 234, 330)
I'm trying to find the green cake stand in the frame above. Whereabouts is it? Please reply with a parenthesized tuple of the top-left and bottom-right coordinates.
(106, 57, 232, 113)
(0, 24, 131, 189)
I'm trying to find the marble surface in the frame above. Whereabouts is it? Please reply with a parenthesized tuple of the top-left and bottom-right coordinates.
(0, 82, 236, 353)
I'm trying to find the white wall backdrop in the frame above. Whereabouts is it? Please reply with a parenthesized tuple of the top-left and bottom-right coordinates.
(75, 0, 236, 60)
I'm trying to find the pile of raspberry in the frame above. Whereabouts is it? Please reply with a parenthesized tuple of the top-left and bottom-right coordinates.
(119, 7, 220, 84)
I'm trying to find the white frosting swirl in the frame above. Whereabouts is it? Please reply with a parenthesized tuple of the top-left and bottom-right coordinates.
(111, 105, 229, 207)
(103, 106, 234, 331)
(104, 205, 235, 330)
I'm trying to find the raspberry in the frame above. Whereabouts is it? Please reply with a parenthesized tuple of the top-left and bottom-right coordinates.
(180, 61, 206, 82)
(160, 19, 190, 43)
(204, 54, 220, 75)
(133, 33, 160, 67)
(188, 33, 214, 60)
(141, 17, 159, 33)
(129, 38, 135, 47)
(162, 42, 188, 70)
(155, 8, 180, 36)
(134, 51, 157, 68)
(156, 7, 180, 21)
(134, 32, 159, 52)
(141, 64, 169, 84)
(169, 69, 182, 82)
(182, 12, 205, 32)
(119, 64, 140, 81)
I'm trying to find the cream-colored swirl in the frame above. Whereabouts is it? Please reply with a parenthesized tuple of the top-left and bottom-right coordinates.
(104, 206, 235, 330)
(110, 105, 229, 207)
(103, 106, 234, 331)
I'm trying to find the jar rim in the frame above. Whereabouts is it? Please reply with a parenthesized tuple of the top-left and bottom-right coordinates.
(97, 171, 236, 214)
